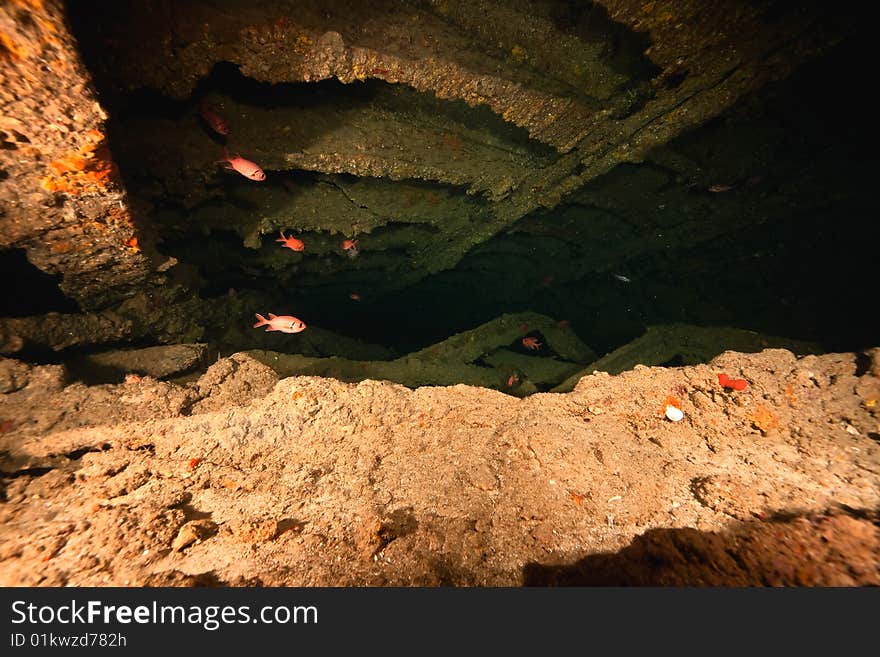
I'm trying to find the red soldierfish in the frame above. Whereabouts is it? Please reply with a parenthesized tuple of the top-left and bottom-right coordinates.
(253, 313, 307, 333)
(341, 239, 359, 258)
(198, 101, 230, 136)
(219, 148, 266, 181)
(276, 230, 305, 252)
(522, 336, 541, 350)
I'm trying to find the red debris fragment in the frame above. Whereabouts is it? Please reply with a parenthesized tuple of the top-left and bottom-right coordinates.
(718, 373, 748, 391)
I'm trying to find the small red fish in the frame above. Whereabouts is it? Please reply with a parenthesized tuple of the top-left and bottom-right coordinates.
(198, 102, 230, 136)
(349, 293, 362, 301)
(253, 313, 307, 333)
(276, 230, 305, 252)
(341, 238, 359, 258)
(708, 183, 734, 193)
(507, 372, 520, 388)
(522, 336, 541, 351)
(218, 148, 265, 181)
(717, 373, 748, 391)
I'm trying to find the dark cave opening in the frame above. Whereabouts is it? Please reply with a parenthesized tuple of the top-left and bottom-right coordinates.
(288, 33, 880, 356)
(59, 0, 879, 368)
(0, 249, 80, 317)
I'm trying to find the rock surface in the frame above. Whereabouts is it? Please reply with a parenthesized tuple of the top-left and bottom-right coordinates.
(1, 346, 877, 586)
(67, 343, 212, 382)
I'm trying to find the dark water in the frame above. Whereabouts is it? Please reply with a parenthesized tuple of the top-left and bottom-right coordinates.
(35, 3, 877, 372)
(0, 250, 79, 317)
(261, 36, 879, 356)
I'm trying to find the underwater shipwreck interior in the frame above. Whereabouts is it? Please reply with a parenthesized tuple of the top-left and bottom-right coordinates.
(1, 0, 878, 586)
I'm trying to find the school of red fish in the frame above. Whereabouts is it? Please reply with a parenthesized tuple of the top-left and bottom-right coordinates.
(198, 102, 369, 336)
(200, 102, 550, 381)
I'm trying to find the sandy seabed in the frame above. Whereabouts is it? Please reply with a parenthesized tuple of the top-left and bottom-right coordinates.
(1, 347, 878, 586)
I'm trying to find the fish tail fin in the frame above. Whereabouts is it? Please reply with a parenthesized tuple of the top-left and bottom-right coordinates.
(253, 313, 268, 328)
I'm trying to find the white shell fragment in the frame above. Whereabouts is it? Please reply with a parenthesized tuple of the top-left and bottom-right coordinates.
(665, 404, 684, 422)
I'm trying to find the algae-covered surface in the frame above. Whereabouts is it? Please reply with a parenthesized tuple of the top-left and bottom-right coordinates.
(4, 0, 864, 351)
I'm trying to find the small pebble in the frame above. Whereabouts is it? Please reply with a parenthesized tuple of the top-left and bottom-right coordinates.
(665, 404, 684, 422)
